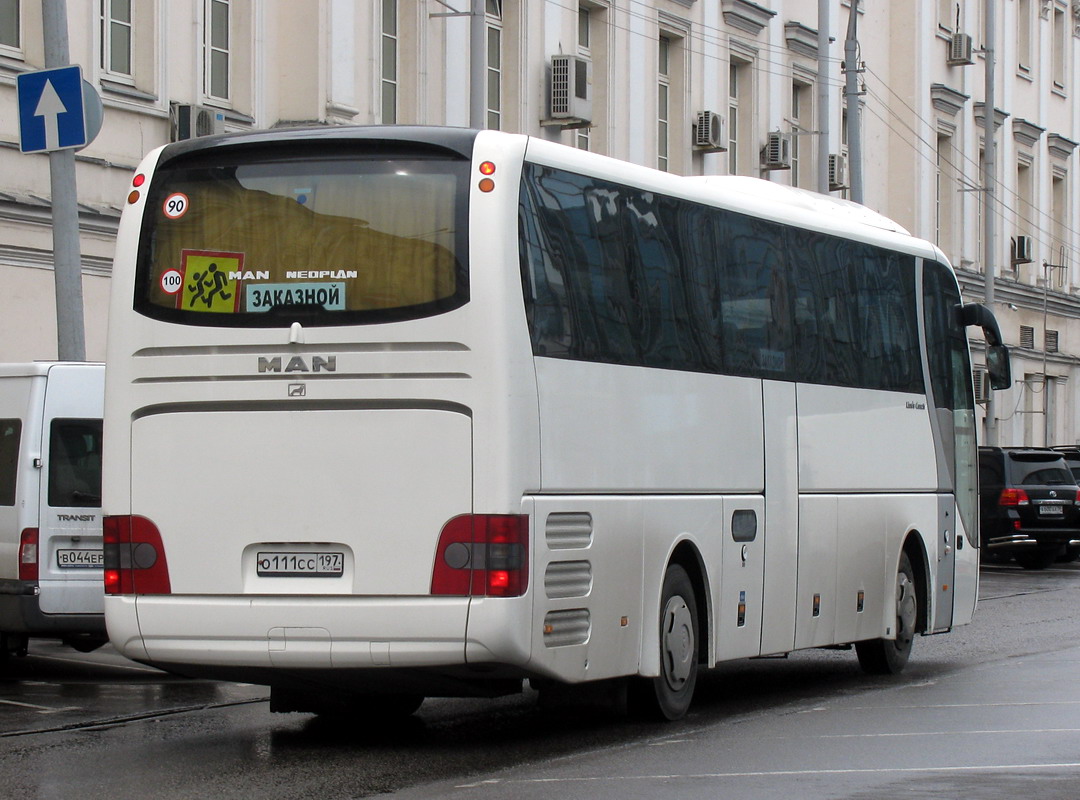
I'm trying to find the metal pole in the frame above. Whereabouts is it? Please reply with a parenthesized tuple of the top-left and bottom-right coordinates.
(983, 0, 998, 445)
(844, 0, 863, 203)
(470, 0, 486, 129)
(817, 0, 831, 194)
(41, 0, 85, 362)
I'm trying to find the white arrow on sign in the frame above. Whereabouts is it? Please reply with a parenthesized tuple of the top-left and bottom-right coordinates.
(34, 79, 67, 151)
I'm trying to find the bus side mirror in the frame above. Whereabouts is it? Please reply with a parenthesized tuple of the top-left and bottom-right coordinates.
(958, 303, 1012, 391)
(986, 344, 1012, 391)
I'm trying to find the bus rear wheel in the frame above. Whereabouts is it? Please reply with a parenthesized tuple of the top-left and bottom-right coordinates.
(630, 563, 699, 721)
(855, 551, 917, 675)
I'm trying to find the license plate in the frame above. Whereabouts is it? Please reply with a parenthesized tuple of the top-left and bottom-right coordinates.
(256, 552, 344, 577)
(56, 549, 104, 568)
(1039, 505, 1065, 516)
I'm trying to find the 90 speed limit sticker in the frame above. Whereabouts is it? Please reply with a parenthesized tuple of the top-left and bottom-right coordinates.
(162, 192, 190, 219)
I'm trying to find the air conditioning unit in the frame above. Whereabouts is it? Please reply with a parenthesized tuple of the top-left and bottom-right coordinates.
(947, 32, 974, 66)
(694, 111, 728, 151)
(546, 55, 592, 129)
(828, 153, 848, 190)
(972, 367, 991, 404)
(172, 104, 226, 141)
(1013, 234, 1033, 265)
(762, 131, 793, 170)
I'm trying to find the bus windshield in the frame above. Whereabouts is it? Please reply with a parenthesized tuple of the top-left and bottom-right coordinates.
(135, 149, 470, 326)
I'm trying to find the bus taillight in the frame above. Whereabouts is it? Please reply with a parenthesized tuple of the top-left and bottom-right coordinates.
(431, 514, 529, 598)
(103, 515, 172, 595)
(18, 528, 39, 582)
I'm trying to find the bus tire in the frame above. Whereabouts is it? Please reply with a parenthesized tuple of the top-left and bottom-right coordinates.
(631, 563, 699, 720)
(856, 551, 917, 675)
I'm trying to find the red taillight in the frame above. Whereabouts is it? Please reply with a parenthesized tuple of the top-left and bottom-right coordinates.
(431, 514, 529, 598)
(18, 528, 39, 582)
(998, 488, 1030, 507)
(103, 515, 171, 595)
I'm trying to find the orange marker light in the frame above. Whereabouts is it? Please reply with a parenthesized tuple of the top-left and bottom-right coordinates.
(478, 178, 495, 193)
(127, 190, 140, 204)
(479, 161, 496, 175)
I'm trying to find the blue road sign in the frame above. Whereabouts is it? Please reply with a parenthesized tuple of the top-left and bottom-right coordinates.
(17, 65, 88, 153)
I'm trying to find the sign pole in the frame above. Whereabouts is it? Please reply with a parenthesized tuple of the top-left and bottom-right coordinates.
(42, 0, 85, 362)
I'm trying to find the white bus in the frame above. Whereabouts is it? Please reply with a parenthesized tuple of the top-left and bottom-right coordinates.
(103, 127, 1010, 720)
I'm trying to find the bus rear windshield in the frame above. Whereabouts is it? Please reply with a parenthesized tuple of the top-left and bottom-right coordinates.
(135, 148, 470, 326)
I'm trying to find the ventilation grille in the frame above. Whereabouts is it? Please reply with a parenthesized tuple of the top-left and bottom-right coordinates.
(545, 513, 593, 549)
(543, 609, 591, 647)
(544, 560, 593, 599)
(1020, 325, 1035, 350)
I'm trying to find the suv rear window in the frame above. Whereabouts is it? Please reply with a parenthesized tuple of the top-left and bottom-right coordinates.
(135, 145, 470, 327)
(1008, 454, 1075, 486)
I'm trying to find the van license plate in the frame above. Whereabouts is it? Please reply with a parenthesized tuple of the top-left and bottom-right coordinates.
(257, 552, 344, 577)
(1039, 505, 1064, 516)
(56, 549, 104, 568)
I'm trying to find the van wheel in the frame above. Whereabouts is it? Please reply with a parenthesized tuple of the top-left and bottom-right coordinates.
(630, 564, 698, 720)
(856, 552, 917, 675)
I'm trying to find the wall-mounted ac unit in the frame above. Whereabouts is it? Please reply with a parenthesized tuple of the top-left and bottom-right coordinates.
(947, 32, 974, 66)
(1013, 234, 1033, 264)
(694, 110, 728, 151)
(828, 153, 848, 190)
(762, 131, 793, 170)
(172, 103, 226, 141)
(972, 367, 991, 404)
(545, 55, 592, 129)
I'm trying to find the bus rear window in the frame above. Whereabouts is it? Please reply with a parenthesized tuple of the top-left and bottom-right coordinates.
(135, 149, 469, 326)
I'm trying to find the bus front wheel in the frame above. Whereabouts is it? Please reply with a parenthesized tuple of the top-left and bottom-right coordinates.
(855, 551, 917, 675)
(631, 563, 699, 720)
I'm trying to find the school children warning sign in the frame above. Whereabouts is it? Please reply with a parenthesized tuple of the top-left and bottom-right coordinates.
(178, 249, 243, 312)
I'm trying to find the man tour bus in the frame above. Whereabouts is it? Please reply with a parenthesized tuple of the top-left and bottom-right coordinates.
(103, 127, 1010, 720)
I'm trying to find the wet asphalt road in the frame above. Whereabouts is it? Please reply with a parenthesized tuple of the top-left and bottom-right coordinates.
(1, 562, 1079, 800)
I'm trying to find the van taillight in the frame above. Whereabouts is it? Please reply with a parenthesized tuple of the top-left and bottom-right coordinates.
(998, 489, 1030, 507)
(431, 514, 529, 597)
(103, 515, 172, 595)
(18, 528, 39, 582)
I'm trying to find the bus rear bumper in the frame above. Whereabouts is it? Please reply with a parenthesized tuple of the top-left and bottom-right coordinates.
(107, 594, 486, 671)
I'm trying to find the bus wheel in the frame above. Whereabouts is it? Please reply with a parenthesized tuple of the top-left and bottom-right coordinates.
(856, 551, 917, 675)
(631, 564, 699, 720)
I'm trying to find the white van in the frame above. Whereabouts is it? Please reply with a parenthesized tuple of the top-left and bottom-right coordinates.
(0, 363, 106, 658)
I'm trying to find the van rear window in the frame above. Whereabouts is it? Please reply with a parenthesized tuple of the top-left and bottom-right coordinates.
(48, 419, 102, 508)
(134, 145, 470, 327)
(0, 419, 20, 506)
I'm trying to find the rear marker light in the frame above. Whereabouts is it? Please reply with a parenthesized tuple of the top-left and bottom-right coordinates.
(132, 173, 146, 187)
(431, 514, 529, 597)
(478, 178, 495, 193)
(103, 515, 172, 595)
(19, 528, 39, 582)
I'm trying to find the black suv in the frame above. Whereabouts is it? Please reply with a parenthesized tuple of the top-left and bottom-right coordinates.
(978, 447, 1080, 569)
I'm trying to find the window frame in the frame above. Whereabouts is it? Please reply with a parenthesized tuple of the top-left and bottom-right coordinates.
(100, 0, 134, 82)
(205, 0, 231, 103)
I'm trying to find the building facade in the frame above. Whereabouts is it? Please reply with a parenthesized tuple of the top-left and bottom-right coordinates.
(1, 0, 1079, 446)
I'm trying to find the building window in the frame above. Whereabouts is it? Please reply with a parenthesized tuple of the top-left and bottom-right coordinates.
(1020, 325, 1035, 349)
(729, 58, 751, 175)
(0, 0, 19, 49)
(576, 5, 591, 151)
(486, 0, 502, 130)
(205, 0, 230, 101)
(1017, 159, 1034, 278)
(1053, 4, 1067, 91)
(658, 36, 671, 171)
(100, 0, 133, 77)
(791, 80, 812, 188)
(382, 0, 398, 123)
(1017, 0, 1032, 75)
(936, 132, 957, 260)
